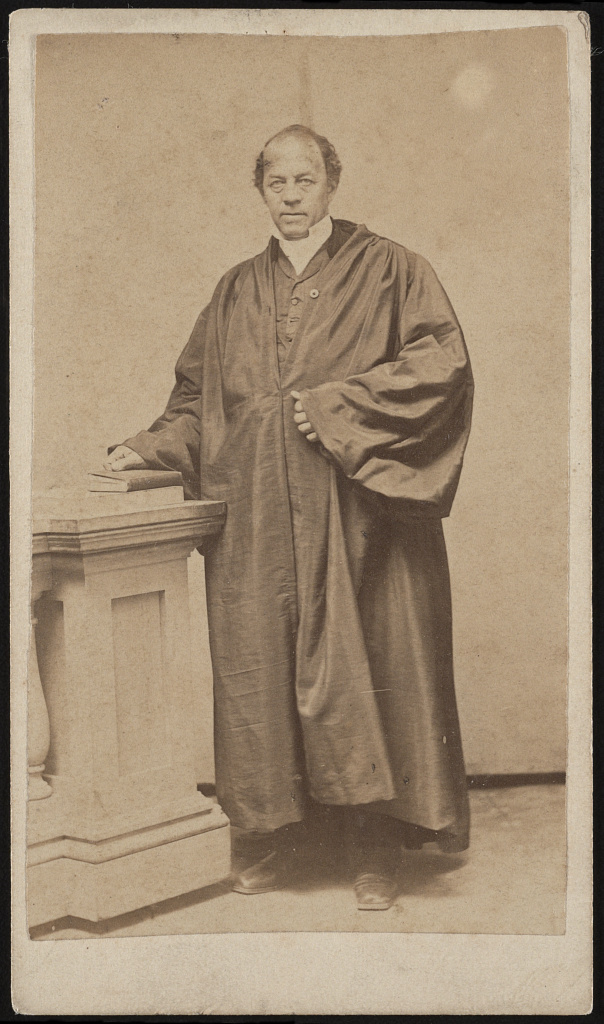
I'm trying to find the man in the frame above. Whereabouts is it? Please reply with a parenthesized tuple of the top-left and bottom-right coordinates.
(106, 125, 473, 910)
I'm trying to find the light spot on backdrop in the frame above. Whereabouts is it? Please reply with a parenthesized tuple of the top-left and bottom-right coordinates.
(451, 65, 495, 109)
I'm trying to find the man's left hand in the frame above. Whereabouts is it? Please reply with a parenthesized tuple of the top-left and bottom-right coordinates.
(291, 391, 317, 442)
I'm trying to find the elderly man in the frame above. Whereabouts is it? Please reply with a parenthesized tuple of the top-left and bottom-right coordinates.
(106, 125, 473, 910)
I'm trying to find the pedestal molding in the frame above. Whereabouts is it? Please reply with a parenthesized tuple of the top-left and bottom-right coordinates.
(33, 501, 226, 556)
(28, 804, 228, 866)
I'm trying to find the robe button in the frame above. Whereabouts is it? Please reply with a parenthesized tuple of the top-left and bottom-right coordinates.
(309, 288, 319, 298)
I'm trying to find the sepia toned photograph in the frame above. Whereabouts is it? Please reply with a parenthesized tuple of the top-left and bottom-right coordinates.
(11, 7, 591, 1017)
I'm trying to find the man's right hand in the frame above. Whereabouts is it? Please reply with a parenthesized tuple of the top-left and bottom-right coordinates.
(103, 446, 148, 472)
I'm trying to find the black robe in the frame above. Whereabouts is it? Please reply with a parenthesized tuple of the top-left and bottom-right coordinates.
(123, 220, 474, 850)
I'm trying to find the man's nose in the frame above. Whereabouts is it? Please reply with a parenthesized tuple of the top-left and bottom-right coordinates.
(283, 187, 302, 205)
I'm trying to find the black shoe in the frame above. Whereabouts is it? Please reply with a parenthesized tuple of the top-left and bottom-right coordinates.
(343, 807, 400, 910)
(230, 849, 285, 894)
(229, 826, 296, 895)
(353, 869, 398, 910)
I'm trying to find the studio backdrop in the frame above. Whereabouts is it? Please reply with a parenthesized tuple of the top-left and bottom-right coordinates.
(33, 27, 570, 777)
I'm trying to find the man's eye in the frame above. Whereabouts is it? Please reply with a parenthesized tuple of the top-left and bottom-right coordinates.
(269, 182, 284, 192)
(300, 179, 314, 186)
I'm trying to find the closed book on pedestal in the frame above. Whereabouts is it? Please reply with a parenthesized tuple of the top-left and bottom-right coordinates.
(88, 469, 183, 492)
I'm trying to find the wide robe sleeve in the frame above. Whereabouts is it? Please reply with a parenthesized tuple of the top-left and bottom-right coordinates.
(112, 307, 208, 499)
(299, 251, 473, 518)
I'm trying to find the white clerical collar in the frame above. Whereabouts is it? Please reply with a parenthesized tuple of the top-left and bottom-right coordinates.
(271, 214, 333, 276)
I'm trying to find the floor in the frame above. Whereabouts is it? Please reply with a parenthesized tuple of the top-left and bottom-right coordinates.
(31, 784, 566, 939)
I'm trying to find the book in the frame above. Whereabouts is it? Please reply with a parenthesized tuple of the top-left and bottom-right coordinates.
(88, 469, 183, 492)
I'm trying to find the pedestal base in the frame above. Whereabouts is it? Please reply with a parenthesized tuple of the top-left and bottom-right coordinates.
(28, 806, 230, 927)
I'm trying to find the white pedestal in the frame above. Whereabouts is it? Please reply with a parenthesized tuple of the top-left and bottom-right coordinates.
(28, 493, 230, 926)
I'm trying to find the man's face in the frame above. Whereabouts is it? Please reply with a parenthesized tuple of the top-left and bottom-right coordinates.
(262, 135, 334, 239)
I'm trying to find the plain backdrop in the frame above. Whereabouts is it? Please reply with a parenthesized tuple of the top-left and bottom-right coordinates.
(33, 27, 569, 776)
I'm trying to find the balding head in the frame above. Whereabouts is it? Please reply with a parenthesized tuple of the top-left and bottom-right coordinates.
(254, 125, 342, 195)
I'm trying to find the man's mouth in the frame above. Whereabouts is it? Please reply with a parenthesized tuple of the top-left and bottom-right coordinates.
(281, 212, 306, 217)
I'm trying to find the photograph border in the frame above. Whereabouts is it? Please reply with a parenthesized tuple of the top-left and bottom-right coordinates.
(10, 7, 591, 1016)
